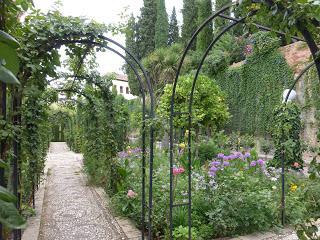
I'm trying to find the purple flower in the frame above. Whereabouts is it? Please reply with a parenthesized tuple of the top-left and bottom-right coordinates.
(131, 148, 142, 153)
(217, 153, 225, 159)
(250, 161, 257, 167)
(257, 159, 265, 166)
(229, 154, 237, 160)
(210, 166, 218, 172)
(210, 161, 221, 166)
(244, 152, 251, 158)
(118, 151, 128, 158)
(223, 156, 229, 161)
(234, 152, 243, 158)
(223, 162, 230, 166)
(209, 171, 216, 177)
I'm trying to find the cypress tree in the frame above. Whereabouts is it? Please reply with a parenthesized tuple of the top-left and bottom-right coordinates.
(196, 0, 213, 52)
(139, 0, 157, 57)
(125, 15, 140, 96)
(155, 0, 169, 49)
(168, 7, 179, 45)
(181, 0, 198, 47)
(214, 0, 231, 31)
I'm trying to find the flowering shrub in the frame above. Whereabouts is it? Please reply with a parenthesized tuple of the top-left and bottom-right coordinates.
(173, 167, 185, 176)
(109, 147, 319, 239)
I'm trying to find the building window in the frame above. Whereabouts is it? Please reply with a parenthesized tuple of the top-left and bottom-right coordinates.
(126, 87, 129, 94)
(120, 86, 123, 93)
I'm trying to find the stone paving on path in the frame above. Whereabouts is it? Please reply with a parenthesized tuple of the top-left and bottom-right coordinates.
(38, 142, 127, 240)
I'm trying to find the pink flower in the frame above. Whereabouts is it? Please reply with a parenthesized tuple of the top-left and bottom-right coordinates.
(293, 162, 301, 168)
(173, 167, 185, 176)
(127, 190, 137, 198)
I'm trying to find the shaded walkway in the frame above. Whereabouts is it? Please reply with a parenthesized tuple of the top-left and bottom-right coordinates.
(38, 142, 127, 240)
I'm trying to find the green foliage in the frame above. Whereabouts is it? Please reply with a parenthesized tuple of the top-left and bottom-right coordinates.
(214, 0, 231, 31)
(181, 0, 198, 47)
(196, 0, 213, 52)
(21, 87, 52, 203)
(215, 32, 294, 135)
(0, 30, 20, 85)
(158, 74, 229, 130)
(4, 9, 115, 216)
(202, 33, 247, 76)
(63, 75, 129, 192)
(155, 0, 168, 49)
(0, 200, 26, 229)
(226, 132, 255, 150)
(124, 15, 141, 96)
(113, 95, 130, 151)
(172, 226, 199, 240)
(260, 139, 273, 155)
(270, 103, 303, 169)
(291, 158, 320, 239)
(142, 44, 183, 99)
(168, 7, 179, 46)
(238, 0, 320, 42)
(198, 132, 229, 164)
(139, 0, 157, 57)
(110, 145, 318, 239)
(0, 182, 26, 229)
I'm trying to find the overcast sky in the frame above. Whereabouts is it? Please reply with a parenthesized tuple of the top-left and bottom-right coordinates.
(33, 0, 183, 74)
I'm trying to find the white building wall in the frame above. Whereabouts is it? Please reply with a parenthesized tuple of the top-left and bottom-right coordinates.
(111, 79, 137, 100)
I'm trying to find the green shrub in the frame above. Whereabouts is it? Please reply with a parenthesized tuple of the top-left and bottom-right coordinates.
(173, 226, 200, 240)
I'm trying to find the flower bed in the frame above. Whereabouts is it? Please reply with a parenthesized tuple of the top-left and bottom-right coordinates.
(109, 146, 320, 239)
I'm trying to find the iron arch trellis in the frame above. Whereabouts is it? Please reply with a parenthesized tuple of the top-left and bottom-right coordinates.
(49, 44, 150, 239)
(12, 37, 155, 240)
(169, 3, 320, 240)
(50, 40, 155, 239)
(98, 36, 156, 239)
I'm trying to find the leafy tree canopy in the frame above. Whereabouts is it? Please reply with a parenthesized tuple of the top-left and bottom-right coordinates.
(158, 74, 230, 130)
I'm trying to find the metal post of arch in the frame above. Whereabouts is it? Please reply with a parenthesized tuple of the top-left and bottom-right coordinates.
(280, 59, 319, 225)
(97, 36, 156, 239)
(169, 4, 235, 239)
(169, 3, 320, 239)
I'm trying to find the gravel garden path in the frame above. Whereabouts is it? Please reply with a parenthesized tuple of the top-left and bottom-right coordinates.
(38, 142, 127, 240)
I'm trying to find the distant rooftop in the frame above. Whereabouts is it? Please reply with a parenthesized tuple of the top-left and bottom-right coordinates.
(115, 74, 128, 82)
(106, 73, 128, 82)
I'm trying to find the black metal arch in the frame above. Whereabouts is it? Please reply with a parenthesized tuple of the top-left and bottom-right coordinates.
(52, 44, 150, 239)
(12, 36, 155, 240)
(169, 3, 320, 240)
(98, 37, 156, 239)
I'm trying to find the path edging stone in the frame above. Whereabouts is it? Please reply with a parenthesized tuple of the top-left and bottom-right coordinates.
(21, 167, 49, 240)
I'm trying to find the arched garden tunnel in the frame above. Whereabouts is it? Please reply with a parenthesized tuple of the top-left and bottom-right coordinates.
(0, 11, 157, 239)
(0, 1, 319, 240)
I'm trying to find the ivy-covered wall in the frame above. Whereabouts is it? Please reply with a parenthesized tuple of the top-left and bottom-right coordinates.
(215, 32, 294, 135)
(303, 66, 320, 146)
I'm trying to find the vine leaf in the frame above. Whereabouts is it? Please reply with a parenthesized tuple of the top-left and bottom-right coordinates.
(0, 160, 7, 169)
(0, 30, 20, 49)
(0, 186, 16, 203)
(0, 42, 20, 75)
(0, 65, 20, 85)
(0, 200, 26, 229)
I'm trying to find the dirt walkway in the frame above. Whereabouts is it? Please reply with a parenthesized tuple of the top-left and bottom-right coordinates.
(38, 142, 127, 240)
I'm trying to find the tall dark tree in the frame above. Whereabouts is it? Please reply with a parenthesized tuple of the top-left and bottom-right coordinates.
(196, 0, 213, 52)
(139, 0, 157, 57)
(125, 15, 140, 96)
(214, 0, 231, 31)
(155, 0, 169, 48)
(168, 7, 180, 45)
(181, 0, 198, 48)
